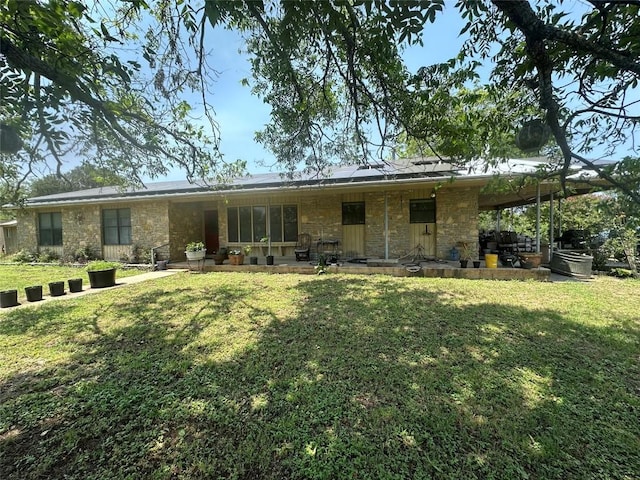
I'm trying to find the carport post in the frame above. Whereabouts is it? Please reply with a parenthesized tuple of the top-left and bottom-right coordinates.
(536, 182, 541, 253)
(384, 192, 389, 260)
(549, 191, 555, 253)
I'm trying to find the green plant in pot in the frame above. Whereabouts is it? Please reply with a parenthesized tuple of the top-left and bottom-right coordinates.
(458, 242, 473, 268)
(228, 248, 245, 265)
(86, 260, 120, 288)
(185, 241, 206, 261)
(261, 236, 275, 265)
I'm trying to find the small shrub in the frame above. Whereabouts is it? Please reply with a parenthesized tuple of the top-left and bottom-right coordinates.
(11, 249, 38, 263)
(38, 249, 60, 263)
(73, 246, 98, 263)
(86, 260, 121, 272)
(591, 248, 609, 271)
(609, 268, 636, 278)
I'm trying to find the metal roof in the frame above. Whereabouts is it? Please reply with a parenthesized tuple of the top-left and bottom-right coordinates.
(21, 158, 464, 206)
(16, 156, 608, 208)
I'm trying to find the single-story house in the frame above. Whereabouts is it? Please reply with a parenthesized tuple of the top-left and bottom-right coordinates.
(0, 219, 17, 255)
(10, 157, 604, 263)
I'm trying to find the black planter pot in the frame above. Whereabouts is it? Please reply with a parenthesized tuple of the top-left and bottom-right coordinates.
(473, 261, 481, 268)
(0, 289, 19, 308)
(266, 255, 275, 266)
(249, 256, 258, 265)
(49, 281, 65, 297)
(88, 268, 116, 288)
(459, 260, 469, 268)
(25, 285, 43, 302)
(68, 278, 83, 293)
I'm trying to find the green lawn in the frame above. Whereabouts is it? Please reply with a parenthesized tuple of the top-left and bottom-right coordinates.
(0, 264, 144, 297)
(1, 270, 639, 479)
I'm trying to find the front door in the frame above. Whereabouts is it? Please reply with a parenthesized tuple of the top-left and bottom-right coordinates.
(409, 223, 437, 258)
(204, 210, 219, 254)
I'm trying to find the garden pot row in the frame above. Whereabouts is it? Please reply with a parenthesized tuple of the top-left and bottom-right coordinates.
(0, 278, 84, 307)
(1, 265, 118, 309)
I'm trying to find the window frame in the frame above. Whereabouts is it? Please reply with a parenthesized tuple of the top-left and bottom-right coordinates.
(102, 208, 132, 245)
(227, 204, 298, 243)
(409, 198, 436, 224)
(342, 202, 366, 225)
(38, 212, 63, 246)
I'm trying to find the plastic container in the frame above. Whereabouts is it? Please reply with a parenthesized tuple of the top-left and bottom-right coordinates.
(49, 281, 65, 297)
(25, 285, 43, 302)
(68, 278, 83, 293)
(485, 253, 498, 269)
(0, 289, 19, 308)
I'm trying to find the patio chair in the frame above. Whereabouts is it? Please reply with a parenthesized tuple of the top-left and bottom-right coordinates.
(498, 231, 520, 253)
(294, 233, 311, 261)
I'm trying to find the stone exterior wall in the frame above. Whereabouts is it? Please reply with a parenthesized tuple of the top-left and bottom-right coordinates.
(365, 192, 386, 258)
(64, 205, 103, 257)
(15, 209, 38, 252)
(16, 201, 170, 261)
(298, 194, 343, 243)
(169, 202, 206, 260)
(131, 201, 170, 251)
(385, 191, 410, 258)
(15, 183, 483, 262)
(434, 186, 480, 260)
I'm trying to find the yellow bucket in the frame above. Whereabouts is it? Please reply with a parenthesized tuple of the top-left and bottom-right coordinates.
(485, 253, 498, 269)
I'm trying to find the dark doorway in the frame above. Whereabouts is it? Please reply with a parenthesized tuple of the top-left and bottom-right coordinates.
(204, 210, 219, 254)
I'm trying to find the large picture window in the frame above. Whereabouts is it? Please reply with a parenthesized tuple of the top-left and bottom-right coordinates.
(102, 208, 131, 245)
(38, 212, 62, 246)
(342, 202, 365, 225)
(410, 199, 436, 223)
(228, 205, 298, 242)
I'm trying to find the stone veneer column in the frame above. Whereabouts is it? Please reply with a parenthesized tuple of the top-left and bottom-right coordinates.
(435, 186, 480, 259)
(169, 202, 205, 260)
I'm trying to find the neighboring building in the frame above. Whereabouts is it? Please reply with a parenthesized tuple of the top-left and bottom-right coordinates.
(0, 219, 17, 255)
(10, 157, 602, 262)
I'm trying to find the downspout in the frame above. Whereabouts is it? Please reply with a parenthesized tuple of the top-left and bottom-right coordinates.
(549, 191, 555, 253)
(535, 182, 541, 253)
(557, 198, 562, 240)
(267, 198, 271, 256)
(384, 192, 389, 260)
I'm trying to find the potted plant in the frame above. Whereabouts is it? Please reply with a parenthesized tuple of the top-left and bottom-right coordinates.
(185, 241, 206, 261)
(212, 247, 227, 265)
(261, 236, 275, 265)
(87, 260, 119, 288)
(247, 244, 258, 265)
(228, 247, 247, 265)
(518, 252, 543, 268)
(458, 242, 473, 268)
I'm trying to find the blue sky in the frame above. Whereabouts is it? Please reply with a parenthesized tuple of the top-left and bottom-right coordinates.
(160, 2, 468, 181)
(136, 0, 635, 182)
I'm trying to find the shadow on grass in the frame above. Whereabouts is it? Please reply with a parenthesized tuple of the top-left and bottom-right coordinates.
(1, 275, 639, 479)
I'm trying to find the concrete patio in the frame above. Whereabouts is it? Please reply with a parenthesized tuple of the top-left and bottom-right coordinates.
(168, 255, 551, 281)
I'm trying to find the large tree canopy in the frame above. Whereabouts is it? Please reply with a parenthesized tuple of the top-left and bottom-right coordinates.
(1, 0, 639, 205)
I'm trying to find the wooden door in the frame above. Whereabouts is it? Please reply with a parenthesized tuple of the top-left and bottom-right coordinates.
(342, 224, 366, 258)
(409, 223, 436, 258)
(204, 210, 219, 254)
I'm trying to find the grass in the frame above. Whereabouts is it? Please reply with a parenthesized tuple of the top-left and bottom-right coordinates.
(1, 270, 639, 479)
(0, 264, 144, 297)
